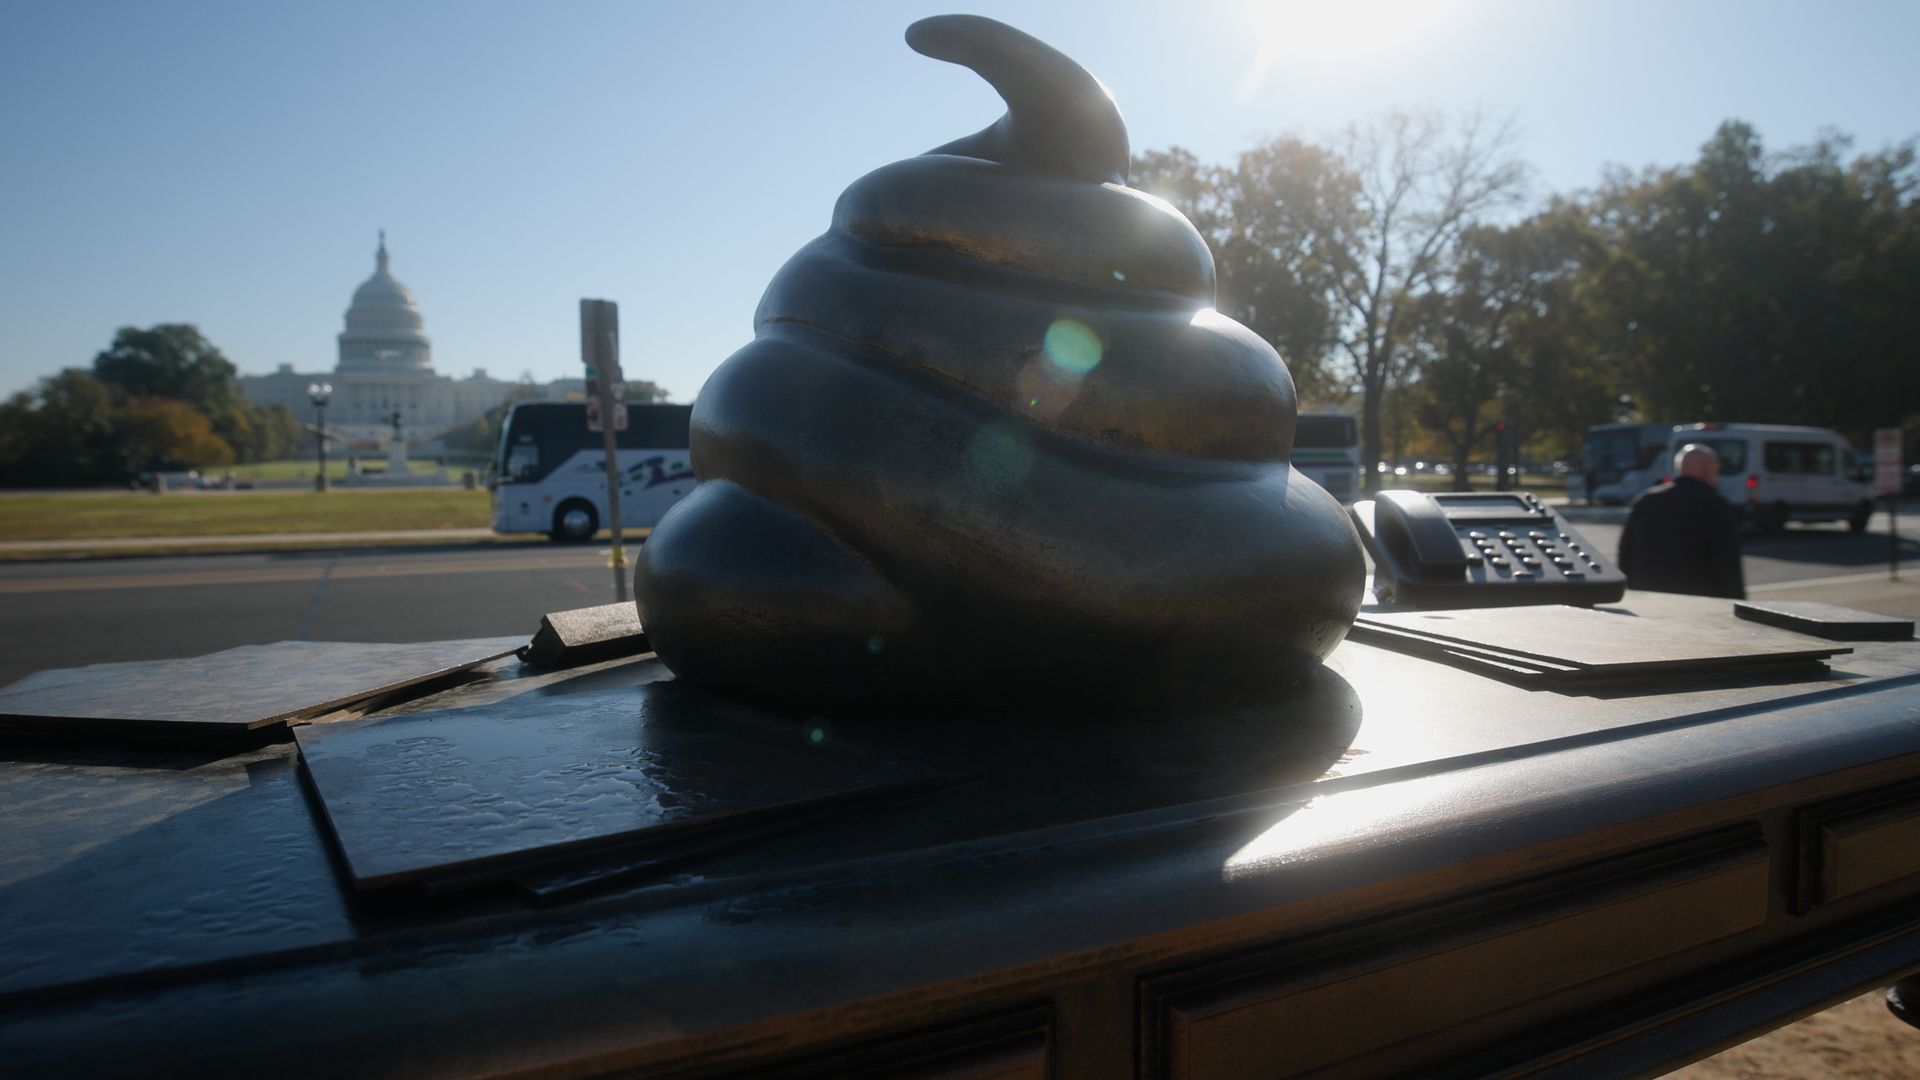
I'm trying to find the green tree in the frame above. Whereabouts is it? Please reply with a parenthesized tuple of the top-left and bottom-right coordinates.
(0, 369, 123, 486)
(92, 324, 241, 415)
(87, 322, 305, 463)
(1410, 207, 1611, 482)
(1582, 122, 1920, 437)
(1133, 141, 1352, 404)
(249, 404, 305, 461)
(1407, 282, 1515, 488)
(1500, 206, 1624, 463)
(114, 397, 235, 474)
(1324, 110, 1529, 488)
(214, 402, 303, 463)
(0, 392, 32, 481)
(1140, 111, 1529, 482)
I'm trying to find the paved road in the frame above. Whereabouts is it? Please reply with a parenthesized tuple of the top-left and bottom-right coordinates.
(0, 542, 629, 687)
(1557, 506, 1918, 588)
(1, 512, 1914, 688)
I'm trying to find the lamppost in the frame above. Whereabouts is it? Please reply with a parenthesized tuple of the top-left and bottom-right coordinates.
(308, 382, 333, 492)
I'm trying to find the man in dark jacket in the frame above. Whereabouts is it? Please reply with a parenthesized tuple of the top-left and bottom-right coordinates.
(1618, 444, 1746, 598)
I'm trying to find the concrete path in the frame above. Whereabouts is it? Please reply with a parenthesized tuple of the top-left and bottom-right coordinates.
(0, 527, 500, 555)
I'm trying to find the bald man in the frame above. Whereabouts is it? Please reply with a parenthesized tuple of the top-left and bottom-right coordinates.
(1617, 443, 1746, 599)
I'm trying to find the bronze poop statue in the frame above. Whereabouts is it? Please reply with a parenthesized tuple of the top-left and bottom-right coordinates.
(635, 14, 1365, 716)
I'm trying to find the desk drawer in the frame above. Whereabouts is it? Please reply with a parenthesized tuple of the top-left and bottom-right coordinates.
(1797, 779, 1920, 912)
(724, 1005, 1049, 1080)
(1142, 828, 1768, 1079)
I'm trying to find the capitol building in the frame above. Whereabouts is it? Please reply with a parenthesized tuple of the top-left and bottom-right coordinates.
(239, 234, 561, 448)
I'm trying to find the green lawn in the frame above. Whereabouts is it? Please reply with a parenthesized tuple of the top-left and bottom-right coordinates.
(0, 471, 1579, 546)
(0, 489, 493, 541)
(229, 458, 485, 480)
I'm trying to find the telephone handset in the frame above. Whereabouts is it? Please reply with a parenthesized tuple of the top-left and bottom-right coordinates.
(1351, 490, 1626, 609)
(1370, 490, 1468, 580)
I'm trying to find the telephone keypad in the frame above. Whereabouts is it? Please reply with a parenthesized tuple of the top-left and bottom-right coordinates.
(1460, 518, 1612, 587)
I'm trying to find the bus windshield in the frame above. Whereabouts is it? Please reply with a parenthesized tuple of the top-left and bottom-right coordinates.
(1582, 423, 1671, 475)
(1294, 414, 1358, 449)
(1290, 412, 1361, 501)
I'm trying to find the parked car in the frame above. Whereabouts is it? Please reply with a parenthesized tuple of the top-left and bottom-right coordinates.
(131, 469, 206, 491)
(1665, 423, 1875, 532)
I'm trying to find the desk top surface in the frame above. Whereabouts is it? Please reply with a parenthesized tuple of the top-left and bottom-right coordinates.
(3, 591, 1918, 1074)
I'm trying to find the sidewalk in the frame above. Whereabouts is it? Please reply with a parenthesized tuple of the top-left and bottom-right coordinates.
(0, 527, 500, 556)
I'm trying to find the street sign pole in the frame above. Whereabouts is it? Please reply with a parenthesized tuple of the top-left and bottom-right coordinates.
(1873, 428, 1902, 581)
(581, 299, 627, 571)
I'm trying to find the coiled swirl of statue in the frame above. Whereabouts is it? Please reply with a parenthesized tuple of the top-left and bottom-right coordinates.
(635, 14, 1365, 715)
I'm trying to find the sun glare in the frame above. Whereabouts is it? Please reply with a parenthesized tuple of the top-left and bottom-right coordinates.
(1239, 0, 1455, 100)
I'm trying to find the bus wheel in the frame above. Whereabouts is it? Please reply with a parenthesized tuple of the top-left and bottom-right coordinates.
(1760, 502, 1789, 533)
(1849, 501, 1873, 534)
(551, 500, 598, 542)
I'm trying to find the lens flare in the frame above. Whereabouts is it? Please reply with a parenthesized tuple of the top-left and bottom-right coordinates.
(1043, 318, 1104, 377)
(1016, 317, 1106, 420)
(964, 422, 1034, 496)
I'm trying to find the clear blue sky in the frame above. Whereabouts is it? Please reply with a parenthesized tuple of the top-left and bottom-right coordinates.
(3, 0, 1915, 404)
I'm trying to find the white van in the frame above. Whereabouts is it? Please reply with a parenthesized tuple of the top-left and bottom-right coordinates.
(1665, 423, 1874, 532)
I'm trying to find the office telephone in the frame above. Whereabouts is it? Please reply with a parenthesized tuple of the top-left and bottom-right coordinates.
(1350, 490, 1627, 609)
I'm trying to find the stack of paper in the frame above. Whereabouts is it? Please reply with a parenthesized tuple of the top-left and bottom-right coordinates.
(0, 638, 523, 739)
(1349, 605, 1850, 688)
(295, 682, 970, 899)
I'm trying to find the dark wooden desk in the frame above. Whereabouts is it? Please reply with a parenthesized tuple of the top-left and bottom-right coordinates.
(3, 592, 1918, 1078)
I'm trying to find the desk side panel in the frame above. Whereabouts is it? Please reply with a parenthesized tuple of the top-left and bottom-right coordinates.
(1146, 829, 1769, 1079)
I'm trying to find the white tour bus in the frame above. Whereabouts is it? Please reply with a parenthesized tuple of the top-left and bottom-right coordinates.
(1291, 412, 1362, 502)
(491, 401, 697, 541)
(1664, 422, 1875, 532)
(1579, 421, 1678, 505)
